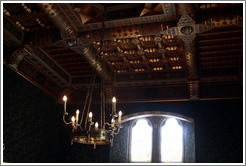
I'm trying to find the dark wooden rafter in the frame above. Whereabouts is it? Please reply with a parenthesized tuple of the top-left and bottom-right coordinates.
(198, 43, 243, 51)
(54, 58, 87, 64)
(64, 66, 92, 72)
(45, 49, 77, 55)
(199, 56, 242, 66)
(197, 24, 243, 78)
(199, 49, 242, 56)
(69, 71, 93, 76)
(197, 36, 242, 45)
(50, 55, 84, 61)
(201, 60, 240, 66)
(197, 29, 243, 39)
(59, 62, 90, 67)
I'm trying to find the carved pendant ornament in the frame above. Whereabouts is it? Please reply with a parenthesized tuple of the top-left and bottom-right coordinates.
(161, 15, 212, 44)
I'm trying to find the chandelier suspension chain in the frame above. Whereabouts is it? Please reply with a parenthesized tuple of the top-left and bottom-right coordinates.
(103, 90, 106, 129)
(82, 52, 97, 128)
(100, 82, 103, 128)
(84, 72, 97, 128)
(100, 4, 107, 129)
(84, 4, 107, 129)
(78, 91, 89, 126)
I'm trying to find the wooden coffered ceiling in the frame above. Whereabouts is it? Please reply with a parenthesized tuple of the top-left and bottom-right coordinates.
(3, 3, 243, 104)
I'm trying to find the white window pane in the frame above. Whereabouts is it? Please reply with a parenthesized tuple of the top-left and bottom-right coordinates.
(131, 119, 152, 162)
(161, 118, 183, 162)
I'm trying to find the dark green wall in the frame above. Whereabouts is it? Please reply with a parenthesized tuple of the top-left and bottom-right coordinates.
(3, 65, 69, 162)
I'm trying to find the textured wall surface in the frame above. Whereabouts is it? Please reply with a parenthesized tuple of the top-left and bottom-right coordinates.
(3, 65, 73, 163)
(183, 121, 196, 162)
(110, 121, 130, 163)
(194, 100, 243, 163)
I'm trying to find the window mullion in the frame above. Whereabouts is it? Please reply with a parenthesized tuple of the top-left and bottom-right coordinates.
(151, 122, 160, 163)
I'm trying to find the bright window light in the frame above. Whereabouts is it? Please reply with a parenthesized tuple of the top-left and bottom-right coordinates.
(130, 119, 152, 162)
(161, 118, 183, 162)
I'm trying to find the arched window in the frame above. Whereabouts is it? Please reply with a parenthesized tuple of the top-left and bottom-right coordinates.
(161, 118, 183, 162)
(130, 119, 152, 162)
(110, 112, 194, 163)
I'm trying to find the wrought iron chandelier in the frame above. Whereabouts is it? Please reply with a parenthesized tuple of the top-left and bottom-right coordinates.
(61, 5, 122, 149)
(62, 95, 122, 148)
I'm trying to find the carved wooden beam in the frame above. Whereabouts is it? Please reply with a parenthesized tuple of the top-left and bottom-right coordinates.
(159, 4, 201, 100)
(39, 3, 76, 37)
(39, 3, 113, 84)
(8, 48, 28, 71)
(23, 45, 72, 87)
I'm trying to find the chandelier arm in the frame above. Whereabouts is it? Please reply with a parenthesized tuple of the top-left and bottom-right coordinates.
(113, 129, 120, 135)
(113, 124, 122, 135)
(105, 122, 111, 126)
(63, 114, 72, 125)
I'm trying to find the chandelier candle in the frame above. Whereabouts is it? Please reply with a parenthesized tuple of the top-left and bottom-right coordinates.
(89, 112, 93, 122)
(112, 97, 116, 115)
(71, 116, 75, 127)
(75, 109, 79, 124)
(111, 118, 115, 128)
(118, 111, 122, 125)
(63, 95, 67, 112)
(95, 122, 99, 131)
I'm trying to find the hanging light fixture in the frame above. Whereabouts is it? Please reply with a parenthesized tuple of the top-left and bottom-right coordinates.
(62, 95, 122, 148)
(61, 4, 122, 149)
